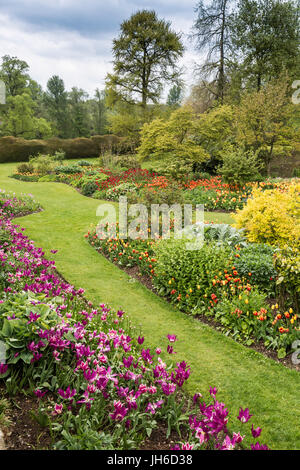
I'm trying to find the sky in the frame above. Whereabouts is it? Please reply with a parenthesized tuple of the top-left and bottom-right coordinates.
(0, 0, 201, 99)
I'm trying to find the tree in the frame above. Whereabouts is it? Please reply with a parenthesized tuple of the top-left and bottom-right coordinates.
(235, 74, 298, 175)
(106, 10, 184, 108)
(68, 87, 90, 138)
(90, 88, 108, 135)
(0, 55, 30, 96)
(44, 75, 69, 137)
(1, 92, 52, 139)
(166, 84, 183, 107)
(192, 0, 233, 104)
(231, 0, 300, 91)
(0, 55, 30, 97)
(138, 107, 210, 176)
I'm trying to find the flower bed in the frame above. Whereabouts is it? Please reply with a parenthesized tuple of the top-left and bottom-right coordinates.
(183, 177, 297, 212)
(86, 223, 299, 359)
(0, 189, 42, 219)
(0, 193, 268, 450)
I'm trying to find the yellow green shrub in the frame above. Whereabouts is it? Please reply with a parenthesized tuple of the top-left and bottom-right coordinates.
(233, 183, 300, 247)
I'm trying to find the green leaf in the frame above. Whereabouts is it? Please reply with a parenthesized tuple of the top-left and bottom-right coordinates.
(277, 348, 287, 359)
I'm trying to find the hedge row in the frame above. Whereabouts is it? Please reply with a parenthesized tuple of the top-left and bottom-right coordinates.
(0, 135, 134, 163)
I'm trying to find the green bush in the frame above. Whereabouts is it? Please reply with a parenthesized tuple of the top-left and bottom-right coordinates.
(0, 135, 130, 163)
(106, 182, 137, 201)
(153, 239, 232, 313)
(82, 180, 98, 197)
(29, 153, 57, 176)
(234, 243, 277, 294)
(77, 160, 93, 166)
(219, 147, 262, 186)
(54, 164, 82, 174)
(38, 174, 57, 182)
(127, 183, 184, 207)
(16, 162, 34, 174)
(92, 190, 107, 199)
(10, 174, 39, 182)
(52, 150, 66, 161)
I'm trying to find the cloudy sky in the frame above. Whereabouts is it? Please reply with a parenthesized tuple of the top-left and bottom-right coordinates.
(0, 0, 200, 99)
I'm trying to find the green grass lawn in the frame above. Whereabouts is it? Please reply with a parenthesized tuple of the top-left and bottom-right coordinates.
(0, 161, 299, 450)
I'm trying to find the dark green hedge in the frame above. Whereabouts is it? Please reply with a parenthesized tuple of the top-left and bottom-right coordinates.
(0, 135, 133, 163)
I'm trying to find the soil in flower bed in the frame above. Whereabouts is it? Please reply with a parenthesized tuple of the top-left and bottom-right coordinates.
(1, 389, 185, 451)
(100, 252, 300, 372)
(2, 392, 52, 450)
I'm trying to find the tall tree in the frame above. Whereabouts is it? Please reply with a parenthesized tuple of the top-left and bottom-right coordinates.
(0, 55, 30, 96)
(192, 0, 233, 104)
(106, 10, 184, 108)
(231, 0, 300, 90)
(90, 88, 107, 135)
(235, 74, 298, 175)
(166, 84, 184, 107)
(44, 75, 69, 137)
(1, 92, 52, 139)
(68, 87, 90, 138)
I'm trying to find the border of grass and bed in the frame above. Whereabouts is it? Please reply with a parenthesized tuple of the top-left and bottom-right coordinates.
(0, 162, 300, 450)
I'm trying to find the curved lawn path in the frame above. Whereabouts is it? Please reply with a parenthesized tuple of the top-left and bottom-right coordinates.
(1, 162, 299, 450)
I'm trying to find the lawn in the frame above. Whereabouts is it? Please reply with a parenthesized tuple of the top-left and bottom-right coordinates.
(0, 161, 299, 449)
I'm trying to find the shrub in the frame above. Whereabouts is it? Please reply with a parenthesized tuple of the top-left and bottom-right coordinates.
(153, 239, 232, 312)
(29, 153, 57, 176)
(16, 162, 34, 174)
(233, 183, 300, 247)
(215, 289, 269, 343)
(234, 243, 277, 294)
(77, 160, 93, 166)
(0, 135, 130, 163)
(38, 174, 57, 182)
(81, 180, 98, 196)
(219, 147, 262, 186)
(106, 182, 137, 201)
(92, 190, 107, 199)
(54, 164, 82, 174)
(274, 245, 300, 312)
(128, 183, 184, 208)
(52, 150, 66, 161)
(138, 107, 210, 178)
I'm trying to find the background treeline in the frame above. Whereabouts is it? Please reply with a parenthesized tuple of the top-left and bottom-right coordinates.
(0, 0, 299, 176)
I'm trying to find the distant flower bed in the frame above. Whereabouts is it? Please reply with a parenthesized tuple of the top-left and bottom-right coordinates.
(0, 194, 268, 450)
(183, 177, 297, 212)
(11, 158, 298, 213)
(0, 189, 42, 218)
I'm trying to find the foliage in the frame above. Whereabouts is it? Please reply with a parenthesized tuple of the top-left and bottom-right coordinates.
(234, 243, 277, 294)
(0, 55, 30, 96)
(81, 180, 99, 197)
(219, 147, 262, 185)
(235, 76, 298, 175)
(234, 183, 300, 247)
(43, 75, 69, 138)
(192, 0, 233, 103)
(230, 0, 300, 89)
(166, 84, 184, 107)
(138, 107, 210, 176)
(54, 164, 82, 174)
(1, 92, 53, 139)
(153, 239, 232, 310)
(274, 245, 300, 312)
(106, 10, 184, 107)
(16, 162, 34, 174)
(106, 182, 137, 201)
